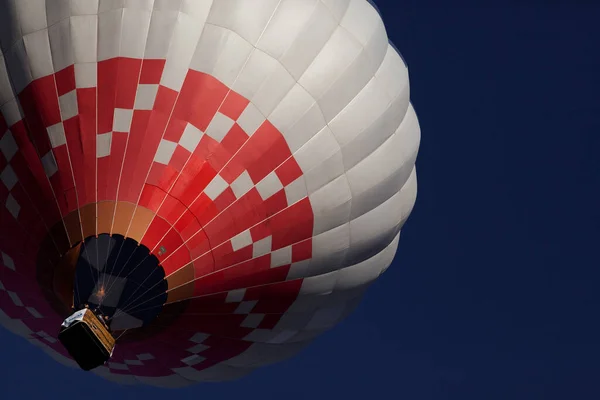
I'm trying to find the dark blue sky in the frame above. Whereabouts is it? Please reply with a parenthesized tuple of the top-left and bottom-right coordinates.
(3, 2, 600, 399)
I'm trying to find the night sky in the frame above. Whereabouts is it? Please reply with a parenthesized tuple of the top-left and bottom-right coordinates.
(2, 1, 599, 399)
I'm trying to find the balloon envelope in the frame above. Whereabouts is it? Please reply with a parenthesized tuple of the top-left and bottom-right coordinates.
(0, 0, 419, 386)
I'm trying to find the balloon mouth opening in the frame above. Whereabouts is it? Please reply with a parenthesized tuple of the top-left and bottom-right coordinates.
(68, 233, 168, 332)
(33, 204, 193, 345)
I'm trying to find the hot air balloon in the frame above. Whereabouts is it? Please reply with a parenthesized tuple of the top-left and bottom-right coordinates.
(0, 0, 419, 387)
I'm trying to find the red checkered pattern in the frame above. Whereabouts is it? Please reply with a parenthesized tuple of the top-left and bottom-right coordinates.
(104, 279, 308, 375)
(0, 56, 316, 377)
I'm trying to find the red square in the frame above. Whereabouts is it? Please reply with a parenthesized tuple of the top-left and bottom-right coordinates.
(250, 220, 271, 242)
(174, 210, 202, 241)
(147, 163, 179, 192)
(115, 57, 142, 109)
(192, 253, 216, 284)
(174, 71, 228, 131)
(270, 198, 313, 250)
(292, 238, 312, 262)
(263, 189, 288, 216)
(276, 157, 303, 186)
(219, 91, 249, 120)
(213, 245, 253, 271)
(163, 118, 187, 142)
(221, 123, 249, 155)
(228, 189, 266, 233)
(170, 158, 216, 207)
(204, 208, 237, 246)
(24, 75, 61, 130)
(154, 85, 178, 114)
(232, 121, 292, 184)
(141, 216, 171, 252)
(0, 113, 7, 132)
(189, 193, 219, 226)
(157, 193, 186, 225)
(213, 187, 236, 212)
(206, 141, 233, 174)
(168, 144, 191, 172)
(160, 245, 191, 276)
(156, 228, 186, 262)
(54, 65, 76, 96)
(187, 229, 212, 260)
(97, 58, 119, 133)
(140, 59, 166, 84)
(139, 184, 166, 212)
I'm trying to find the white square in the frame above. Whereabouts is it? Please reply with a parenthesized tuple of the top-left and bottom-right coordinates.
(284, 176, 308, 206)
(8, 291, 23, 306)
(234, 300, 257, 315)
(5, 193, 19, 219)
(113, 108, 134, 132)
(26, 307, 42, 318)
(306, 304, 345, 330)
(286, 259, 311, 280)
(187, 343, 210, 354)
(137, 353, 155, 361)
(70, 0, 99, 15)
(16, 0, 48, 35)
(268, 329, 297, 344)
(158, 14, 204, 91)
(97, 7, 122, 61)
(225, 289, 245, 303)
(96, 132, 112, 158)
(0, 98, 24, 127)
(45, 0, 69, 26)
(231, 229, 252, 252)
(41, 151, 58, 177)
(59, 90, 79, 121)
(70, 15, 98, 64)
(0, 281, 4, 291)
(205, 112, 234, 142)
(0, 165, 18, 190)
(88, 273, 127, 308)
(203, 175, 228, 201)
(179, 0, 212, 17)
(256, 171, 284, 200)
(47, 123, 67, 148)
(189, 332, 210, 343)
(252, 236, 272, 258)
(153, 139, 177, 165)
(1, 252, 15, 270)
(75, 63, 97, 88)
(178, 123, 203, 153)
(23, 30, 54, 79)
(181, 354, 205, 366)
(230, 171, 253, 199)
(0, 131, 18, 162)
(5, 41, 32, 93)
(134, 84, 159, 110)
(98, 0, 125, 13)
(271, 246, 292, 268)
(48, 19, 73, 72)
(108, 362, 129, 371)
(241, 314, 265, 329)
(42, 335, 57, 344)
(37, 331, 57, 343)
(237, 103, 265, 136)
(120, 9, 153, 59)
(36, 331, 50, 339)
